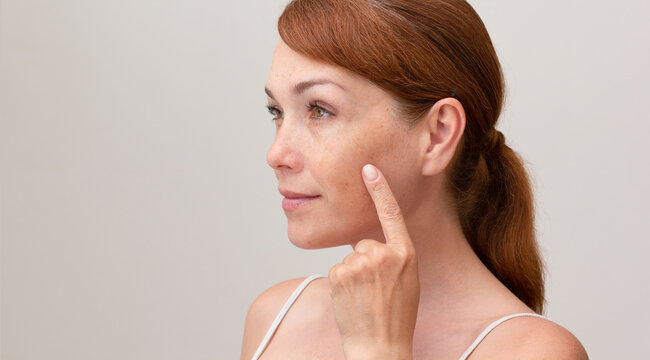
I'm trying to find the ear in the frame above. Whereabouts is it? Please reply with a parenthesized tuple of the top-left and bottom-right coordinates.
(417, 97, 466, 176)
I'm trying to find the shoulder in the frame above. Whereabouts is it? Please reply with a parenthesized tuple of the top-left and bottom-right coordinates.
(247, 276, 314, 321)
(472, 315, 589, 360)
(240, 276, 328, 360)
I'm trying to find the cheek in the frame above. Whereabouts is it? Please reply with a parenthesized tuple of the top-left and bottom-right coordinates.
(317, 131, 386, 215)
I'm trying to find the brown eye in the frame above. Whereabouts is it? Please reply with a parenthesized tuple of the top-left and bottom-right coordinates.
(308, 103, 332, 119)
(314, 107, 327, 117)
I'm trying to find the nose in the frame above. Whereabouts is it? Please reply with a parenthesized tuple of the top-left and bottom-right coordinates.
(266, 122, 303, 172)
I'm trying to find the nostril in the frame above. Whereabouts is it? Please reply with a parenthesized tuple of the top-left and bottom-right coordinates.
(269, 153, 301, 172)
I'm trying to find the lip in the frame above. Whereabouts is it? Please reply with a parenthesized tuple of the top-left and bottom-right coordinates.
(278, 188, 320, 211)
(282, 196, 320, 211)
(278, 188, 319, 198)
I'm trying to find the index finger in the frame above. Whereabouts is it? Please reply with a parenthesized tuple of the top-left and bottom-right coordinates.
(361, 163, 413, 248)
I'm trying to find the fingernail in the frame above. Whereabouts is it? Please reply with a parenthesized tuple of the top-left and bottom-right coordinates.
(362, 164, 378, 181)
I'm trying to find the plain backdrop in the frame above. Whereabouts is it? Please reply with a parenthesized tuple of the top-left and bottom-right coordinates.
(1, 0, 649, 359)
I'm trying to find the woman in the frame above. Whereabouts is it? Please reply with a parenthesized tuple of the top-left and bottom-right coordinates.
(242, 0, 588, 359)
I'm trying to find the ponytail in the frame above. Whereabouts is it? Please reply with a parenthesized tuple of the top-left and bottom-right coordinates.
(448, 129, 546, 313)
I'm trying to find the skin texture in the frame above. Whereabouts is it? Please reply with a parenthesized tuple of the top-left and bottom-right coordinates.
(258, 39, 589, 359)
(265, 40, 422, 251)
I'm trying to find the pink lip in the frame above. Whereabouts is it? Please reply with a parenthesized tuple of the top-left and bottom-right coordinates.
(279, 188, 319, 198)
(282, 196, 320, 211)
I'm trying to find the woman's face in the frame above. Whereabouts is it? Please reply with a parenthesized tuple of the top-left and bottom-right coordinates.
(265, 40, 425, 249)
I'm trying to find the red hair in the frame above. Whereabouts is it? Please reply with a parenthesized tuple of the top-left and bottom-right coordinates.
(278, 0, 546, 313)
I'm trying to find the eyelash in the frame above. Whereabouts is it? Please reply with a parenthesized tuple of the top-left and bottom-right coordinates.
(265, 103, 332, 122)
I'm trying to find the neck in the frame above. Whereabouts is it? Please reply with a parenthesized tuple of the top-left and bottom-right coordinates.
(352, 188, 519, 321)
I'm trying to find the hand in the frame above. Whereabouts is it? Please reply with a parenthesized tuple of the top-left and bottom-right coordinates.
(328, 164, 420, 360)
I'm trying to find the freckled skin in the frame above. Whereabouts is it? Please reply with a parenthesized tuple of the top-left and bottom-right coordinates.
(261, 40, 589, 360)
(266, 40, 424, 249)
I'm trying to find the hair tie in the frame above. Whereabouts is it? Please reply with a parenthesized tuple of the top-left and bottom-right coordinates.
(483, 129, 505, 155)
(450, 87, 457, 97)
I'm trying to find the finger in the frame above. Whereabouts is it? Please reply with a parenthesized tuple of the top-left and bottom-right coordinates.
(361, 163, 413, 248)
(353, 238, 382, 254)
(342, 251, 360, 265)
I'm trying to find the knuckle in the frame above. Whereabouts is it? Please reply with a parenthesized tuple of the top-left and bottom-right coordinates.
(356, 238, 381, 253)
(380, 201, 402, 220)
(401, 250, 414, 265)
(328, 265, 350, 289)
(360, 238, 375, 246)
(328, 264, 343, 281)
(332, 264, 351, 280)
(371, 180, 386, 192)
(356, 238, 375, 249)
(371, 246, 391, 264)
(399, 246, 417, 265)
(353, 255, 371, 271)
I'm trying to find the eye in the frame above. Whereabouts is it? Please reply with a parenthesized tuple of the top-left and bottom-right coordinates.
(266, 105, 282, 122)
(307, 102, 332, 120)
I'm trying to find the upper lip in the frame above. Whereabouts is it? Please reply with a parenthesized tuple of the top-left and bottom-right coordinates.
(279, 188, 320, 198)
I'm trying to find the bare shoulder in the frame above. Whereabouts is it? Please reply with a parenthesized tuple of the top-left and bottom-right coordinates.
(471, 315, 589, 360)
(240, 276, 321, 360)
(247, 276, 314, 322)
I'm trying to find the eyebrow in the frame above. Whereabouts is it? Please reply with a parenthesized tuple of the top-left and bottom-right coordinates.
(264, 78, 346, 100)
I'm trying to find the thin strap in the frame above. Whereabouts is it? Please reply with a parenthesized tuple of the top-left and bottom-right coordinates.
(250, 274, 327, 360)
(457, 312, 550, 360)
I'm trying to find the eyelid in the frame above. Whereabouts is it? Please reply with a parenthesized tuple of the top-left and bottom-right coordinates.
(266, 104, 283, 121)
(265, 101, 335, 122)
(308, 102, 334, 119)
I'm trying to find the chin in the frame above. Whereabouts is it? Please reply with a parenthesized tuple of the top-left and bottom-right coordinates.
(287, 225, 354, 250)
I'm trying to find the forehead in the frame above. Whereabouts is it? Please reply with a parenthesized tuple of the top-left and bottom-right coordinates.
(266, 40, 371, 94)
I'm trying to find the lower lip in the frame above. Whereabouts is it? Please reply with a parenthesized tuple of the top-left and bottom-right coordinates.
(282, 196, 320, 211)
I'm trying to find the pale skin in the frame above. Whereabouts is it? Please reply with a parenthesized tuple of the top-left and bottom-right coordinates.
(240, 39, 589, 359)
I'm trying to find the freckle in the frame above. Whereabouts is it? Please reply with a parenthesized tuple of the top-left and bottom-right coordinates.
(353, 136, 362, 149)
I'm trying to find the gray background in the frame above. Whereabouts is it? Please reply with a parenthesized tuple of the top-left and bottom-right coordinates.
(1, 0, 648, 359)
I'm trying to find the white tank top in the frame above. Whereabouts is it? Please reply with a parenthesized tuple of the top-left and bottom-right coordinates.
(250, 274, 551, 360)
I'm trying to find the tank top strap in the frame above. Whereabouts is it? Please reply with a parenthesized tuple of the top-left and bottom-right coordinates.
(250, 274, 328, 360)
(457, 312, 551, 360)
